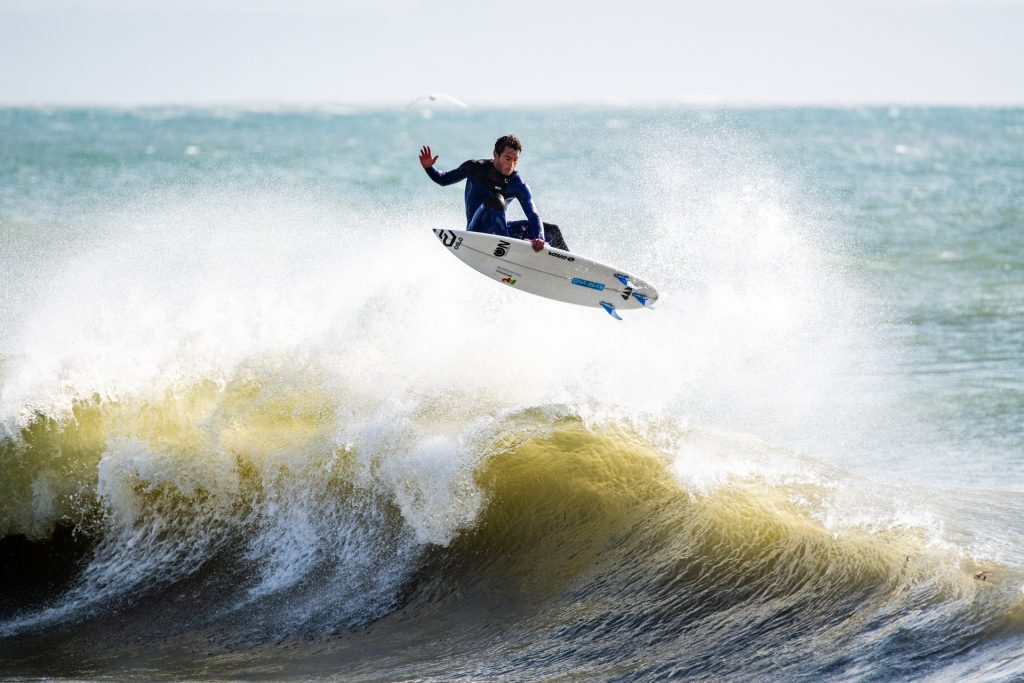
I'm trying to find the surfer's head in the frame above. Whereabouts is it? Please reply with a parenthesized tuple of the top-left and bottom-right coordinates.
(492, 134, 521, 176)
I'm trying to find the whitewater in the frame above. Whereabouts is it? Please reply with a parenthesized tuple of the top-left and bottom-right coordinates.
(1, 106, 1022, 681)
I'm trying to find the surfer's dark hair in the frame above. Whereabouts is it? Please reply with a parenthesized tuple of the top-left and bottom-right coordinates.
(494, 134, 522, 155)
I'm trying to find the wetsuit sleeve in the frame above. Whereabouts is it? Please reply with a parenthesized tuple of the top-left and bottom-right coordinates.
(514, 180, 544, 241)
(424, 160, 471, 186)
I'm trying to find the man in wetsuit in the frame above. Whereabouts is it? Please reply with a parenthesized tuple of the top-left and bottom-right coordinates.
(418, 134, 568, 252)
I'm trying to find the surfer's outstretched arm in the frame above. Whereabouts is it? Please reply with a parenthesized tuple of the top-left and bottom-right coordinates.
(419, 146, 469, 186)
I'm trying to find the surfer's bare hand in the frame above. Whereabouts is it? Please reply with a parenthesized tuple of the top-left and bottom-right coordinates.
(531, 238, 545, 252)
(419, 146, 438, 168)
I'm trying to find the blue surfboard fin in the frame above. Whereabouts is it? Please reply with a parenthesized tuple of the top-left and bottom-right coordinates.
(633, 293, 654, 308)
(614, 273, 630, 287)
(600, 301, 623, 320)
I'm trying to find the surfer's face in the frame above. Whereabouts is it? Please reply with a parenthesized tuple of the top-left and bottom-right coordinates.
(492, 147, 520, 176)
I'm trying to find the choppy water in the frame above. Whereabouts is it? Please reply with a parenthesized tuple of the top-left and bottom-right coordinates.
(1, 106, 1022, 681)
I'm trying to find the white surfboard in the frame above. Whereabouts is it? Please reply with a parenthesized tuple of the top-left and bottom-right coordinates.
(432, 229, 659, 319)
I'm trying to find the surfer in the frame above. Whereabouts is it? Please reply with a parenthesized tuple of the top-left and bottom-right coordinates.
(419, 134, 569, 252)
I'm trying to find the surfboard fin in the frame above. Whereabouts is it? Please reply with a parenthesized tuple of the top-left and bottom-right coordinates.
(600, 301, 623, 320)
(633, 293, 654, 308)
(614, 273, 631, 287)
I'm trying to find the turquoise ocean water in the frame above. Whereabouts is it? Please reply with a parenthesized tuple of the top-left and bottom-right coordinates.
(1, 107, 1022, 680)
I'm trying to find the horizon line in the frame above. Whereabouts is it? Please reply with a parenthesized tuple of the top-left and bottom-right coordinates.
(2, 98, 1023, 110)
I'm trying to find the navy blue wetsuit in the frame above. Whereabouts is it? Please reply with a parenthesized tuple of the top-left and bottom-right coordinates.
(424, 159, 544, 241)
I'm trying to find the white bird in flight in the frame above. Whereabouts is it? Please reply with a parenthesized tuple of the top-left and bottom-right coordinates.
(407, 92, 468, 109)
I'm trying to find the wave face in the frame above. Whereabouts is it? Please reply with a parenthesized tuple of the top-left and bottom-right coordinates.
(2, 107, 1023, 680)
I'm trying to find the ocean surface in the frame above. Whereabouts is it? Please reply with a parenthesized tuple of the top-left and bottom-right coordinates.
(1, 106, 1022, 681)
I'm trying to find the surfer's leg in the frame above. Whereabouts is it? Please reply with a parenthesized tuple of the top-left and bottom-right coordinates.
(468, 205, 509, 236)
(542, 223, 569, 251)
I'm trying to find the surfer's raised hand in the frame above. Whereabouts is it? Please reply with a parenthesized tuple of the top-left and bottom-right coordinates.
(419, 146, 438, 169)
(531, 238, 545, 252)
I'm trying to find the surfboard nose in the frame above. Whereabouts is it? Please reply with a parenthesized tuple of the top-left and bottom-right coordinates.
(434, 229, 459, 247)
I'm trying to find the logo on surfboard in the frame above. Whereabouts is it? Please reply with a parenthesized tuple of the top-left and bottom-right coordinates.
(437, 230, 458, 247)
(493, 240, 511, 257)
(548, 251, 575, 262)
(571, 277, 605, 291)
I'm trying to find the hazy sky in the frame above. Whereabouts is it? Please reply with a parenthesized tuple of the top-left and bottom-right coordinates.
(1, 0, 1021, 106)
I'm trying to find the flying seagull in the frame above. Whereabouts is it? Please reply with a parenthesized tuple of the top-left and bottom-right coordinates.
(407, 92, 469, 109)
